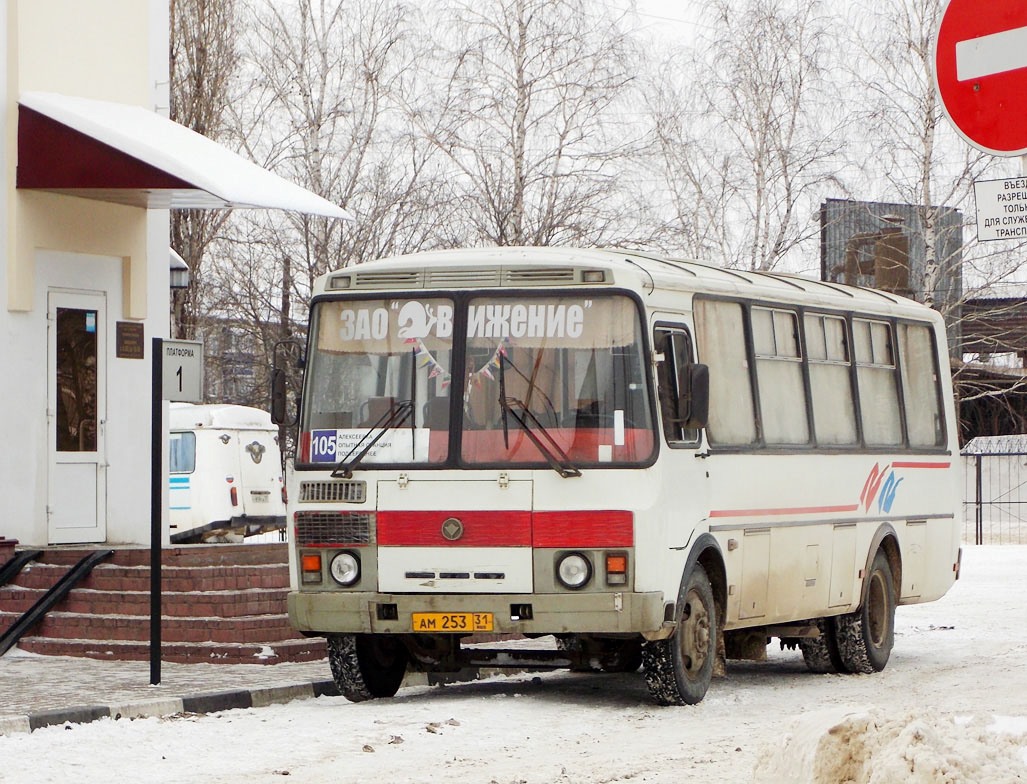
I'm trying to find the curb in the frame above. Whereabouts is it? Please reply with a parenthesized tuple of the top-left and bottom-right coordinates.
(0, 669, 490, 736)
(0, 679, 341, 736)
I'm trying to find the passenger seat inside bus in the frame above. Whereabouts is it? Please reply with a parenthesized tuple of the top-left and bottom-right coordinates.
(358, 396, 397, 427)
(422, 398, 450, 430)
(565, 399, 601, 428)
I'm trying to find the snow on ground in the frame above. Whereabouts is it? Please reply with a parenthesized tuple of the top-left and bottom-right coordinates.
(1, 546, 1026, 784)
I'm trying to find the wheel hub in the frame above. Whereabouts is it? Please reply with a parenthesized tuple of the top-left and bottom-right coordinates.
(680, 589, 710, 674)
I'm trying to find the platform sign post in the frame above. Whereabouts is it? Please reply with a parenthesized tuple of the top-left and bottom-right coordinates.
(151, 338, 203, 685)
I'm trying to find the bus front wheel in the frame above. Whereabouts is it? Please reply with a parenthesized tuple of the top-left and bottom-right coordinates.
(642, 564, 716, 705)
(833, 549, 896, 674)
(327, 633, 408, 702)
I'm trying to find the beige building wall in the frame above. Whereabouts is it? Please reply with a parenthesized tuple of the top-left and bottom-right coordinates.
(1, 0, 170, 546)
(17, 0, 151, 102)
(7, 0, 159, 316)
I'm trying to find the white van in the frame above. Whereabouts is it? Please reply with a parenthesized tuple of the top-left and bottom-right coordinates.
(168, 403, 286, 543)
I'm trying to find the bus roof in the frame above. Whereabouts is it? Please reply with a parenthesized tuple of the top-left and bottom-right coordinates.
(317, 247, 936, 320)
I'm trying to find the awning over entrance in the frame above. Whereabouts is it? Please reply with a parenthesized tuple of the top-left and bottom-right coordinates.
(17, 91, 352, 219)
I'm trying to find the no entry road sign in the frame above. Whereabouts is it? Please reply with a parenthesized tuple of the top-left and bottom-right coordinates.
(935, 0, 1027, 155)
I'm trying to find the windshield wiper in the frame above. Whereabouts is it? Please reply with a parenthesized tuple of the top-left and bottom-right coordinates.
(498, 395, 581, 478)
(331, 399, 414, 478)
(499, 351, 511, 448)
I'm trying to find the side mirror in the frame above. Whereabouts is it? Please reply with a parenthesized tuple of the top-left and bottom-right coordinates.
(270, 339, 303, 427)
(677, 363, 709, 429)
(270, 367, 289, 425)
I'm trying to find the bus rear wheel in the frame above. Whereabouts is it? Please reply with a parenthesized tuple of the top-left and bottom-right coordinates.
(642, 564, 716, 705)
(798, 617, 846, 673)
(833, 550, 896, 674)
(327, 633, 408, 702)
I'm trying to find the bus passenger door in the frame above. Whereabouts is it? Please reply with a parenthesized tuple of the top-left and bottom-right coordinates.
(653, 320, 709, 543)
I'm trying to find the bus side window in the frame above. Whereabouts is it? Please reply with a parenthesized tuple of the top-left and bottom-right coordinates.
(899, 322, 945, 447)
(655, 327, 700, 445)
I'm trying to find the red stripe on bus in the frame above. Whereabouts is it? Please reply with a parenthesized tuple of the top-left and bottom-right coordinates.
(892, 461, 951, 469)
(709, 504, 860, 518)
(377, 511, 532, 547)
(532, 511, 634, 548)
(376, 510, 634, 547)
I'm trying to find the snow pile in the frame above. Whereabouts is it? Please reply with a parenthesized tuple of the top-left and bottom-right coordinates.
(752, 708, 1027, 783)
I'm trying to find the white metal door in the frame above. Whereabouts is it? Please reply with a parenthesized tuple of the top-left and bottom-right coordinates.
(235, 430, 279, 516)
(47, 290, 107, 544)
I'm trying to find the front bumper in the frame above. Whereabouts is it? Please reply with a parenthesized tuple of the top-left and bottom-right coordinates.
(288, 590, 666, 636)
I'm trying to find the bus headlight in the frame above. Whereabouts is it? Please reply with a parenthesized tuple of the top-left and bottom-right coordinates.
(556, 552, 592, 590)
(329, 551, 361, 586)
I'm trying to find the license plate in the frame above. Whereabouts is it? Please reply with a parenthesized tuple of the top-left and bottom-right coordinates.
(250, 492, 270, 503)
(411, 612, 494, 633)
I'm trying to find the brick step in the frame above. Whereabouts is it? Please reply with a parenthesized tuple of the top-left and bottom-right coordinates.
(34, 543, 288, 569)
(0, 610, 283, 643)
(1, 610, 300, 644)
(1, 543, 309, 664)
(15, 635, 328, 665)
(0, 611, 294, 641)
(0, 587, 287, 618)
(9, 562, 289, 593)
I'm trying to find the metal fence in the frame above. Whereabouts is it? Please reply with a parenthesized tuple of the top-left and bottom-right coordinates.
(962, 451, 1027, 545)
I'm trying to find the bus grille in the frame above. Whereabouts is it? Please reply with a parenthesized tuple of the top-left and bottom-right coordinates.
(298, 480, 366, 503)
(295, 511, 374, 546)
(330, 265, 606, 291)
(426, 268, 501, 287)
(503, 267, 579, 285)
(352, 270, 423, 289)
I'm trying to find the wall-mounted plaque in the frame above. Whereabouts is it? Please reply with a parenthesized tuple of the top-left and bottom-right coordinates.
(116, 321, 145, 359)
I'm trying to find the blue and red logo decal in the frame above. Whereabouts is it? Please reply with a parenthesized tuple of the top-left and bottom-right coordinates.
(860, 463, 904, 513)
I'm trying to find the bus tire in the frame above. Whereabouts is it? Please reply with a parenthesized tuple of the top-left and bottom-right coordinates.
(641, 564, 716, 705)
(833, 550, 895, 674)
(327, 633, 408, 702)
(797, 618, 845, 673)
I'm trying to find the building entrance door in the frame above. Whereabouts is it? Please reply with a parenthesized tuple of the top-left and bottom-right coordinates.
(47, 290, 107, 543)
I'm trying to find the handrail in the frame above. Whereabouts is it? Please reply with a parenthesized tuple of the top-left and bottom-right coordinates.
(0, 549, 43, 587)
(0, 549, 113, 656)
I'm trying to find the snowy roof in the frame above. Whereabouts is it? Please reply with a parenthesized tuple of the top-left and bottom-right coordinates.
(169, 248, 188, 272)
(170, 403, 275, 430)
(18, 91, 352, 220)
(967, 282, 1027, 301)
(962, 434, 1027, 454)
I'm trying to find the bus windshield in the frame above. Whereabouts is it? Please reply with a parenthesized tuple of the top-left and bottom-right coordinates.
(299, 293, 655, 469)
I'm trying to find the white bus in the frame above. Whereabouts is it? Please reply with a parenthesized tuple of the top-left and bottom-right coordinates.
(169, 403, 286, 543)
(276, 247, 961, 705)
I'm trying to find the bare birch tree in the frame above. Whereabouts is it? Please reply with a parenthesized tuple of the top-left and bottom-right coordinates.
(192, 0, 446, 406)
(416, 0, 644, 247)
(845, 0, 986, 307)
(169, 0, 240, 340)
(645, 0, 845, 271)
(845, 0, 1027, 436)
(229, 0, 444, 293)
